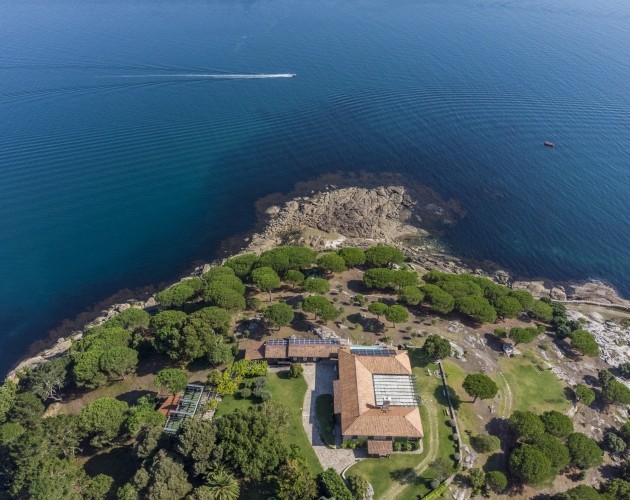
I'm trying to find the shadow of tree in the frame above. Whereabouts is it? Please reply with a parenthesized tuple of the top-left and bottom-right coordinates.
(433, 384, 461, 410)
(83, 446, 138, 488)
(483, 332, 505, 353)
(390, 467, 416, 484)
(346, 313, 384, 333)
(115, 390, 156, 405)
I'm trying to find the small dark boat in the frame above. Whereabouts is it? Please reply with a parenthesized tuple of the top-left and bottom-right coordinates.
(544, 141, 555, 148)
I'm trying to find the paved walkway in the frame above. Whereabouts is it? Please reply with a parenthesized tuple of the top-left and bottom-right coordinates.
(301, 361, 360, 473)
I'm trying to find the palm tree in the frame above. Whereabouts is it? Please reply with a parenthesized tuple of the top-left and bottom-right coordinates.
(203, 469, 240, 500)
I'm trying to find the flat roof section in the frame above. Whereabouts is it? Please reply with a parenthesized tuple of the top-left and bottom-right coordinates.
(372, 374, 418, 406)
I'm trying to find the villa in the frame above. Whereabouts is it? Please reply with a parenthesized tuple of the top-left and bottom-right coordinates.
(334, 347, 423, 457)
(243, 338, 423, 457)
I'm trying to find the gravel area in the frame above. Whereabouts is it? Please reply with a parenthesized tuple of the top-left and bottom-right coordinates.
(301, 361, 362, 472)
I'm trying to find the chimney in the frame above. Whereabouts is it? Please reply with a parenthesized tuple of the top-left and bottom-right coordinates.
(381, 397, 391, 411)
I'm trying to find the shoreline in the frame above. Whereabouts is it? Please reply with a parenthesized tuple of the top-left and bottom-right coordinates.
(5, 176, 629, 380)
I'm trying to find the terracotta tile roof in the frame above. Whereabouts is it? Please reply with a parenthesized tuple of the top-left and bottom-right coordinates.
(344, 407, 423, 438)
(368, 439, 394, 456)
(264, 343, 288, 359)
(333, 380, 342, 414)
(356, 351, 412, 374)
(158, 395, 180, 416)
(242, 340, 265, 360)
(336, 348, 423, 439)
(288, 343, 339, 358)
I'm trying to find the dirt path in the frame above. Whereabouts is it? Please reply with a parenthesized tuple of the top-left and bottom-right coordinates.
(380, 398, 439, 500)
(497, 371, 514, 418)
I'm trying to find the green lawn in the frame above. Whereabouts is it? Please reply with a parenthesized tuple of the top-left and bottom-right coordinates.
(214, 393, 252, 417)
(267, 370, 322, 475)
(315, 394, 335, 446)
(499, 355, 571, 414)
(441, 360, 491, 442)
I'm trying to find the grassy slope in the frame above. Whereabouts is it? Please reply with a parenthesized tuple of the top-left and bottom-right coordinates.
(267, 371, 323, 476)
(499, 355, 570, 414)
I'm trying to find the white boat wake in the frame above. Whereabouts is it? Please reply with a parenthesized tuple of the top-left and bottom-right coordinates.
(109, 73, 296, 79)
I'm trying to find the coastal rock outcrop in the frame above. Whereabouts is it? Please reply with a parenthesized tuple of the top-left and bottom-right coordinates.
(247, 186, 426, 252)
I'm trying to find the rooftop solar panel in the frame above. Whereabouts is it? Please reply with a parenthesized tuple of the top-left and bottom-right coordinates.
(267, 339, 288, 345)
(288, 338, 339, 345)
(350, 348, 396, 357)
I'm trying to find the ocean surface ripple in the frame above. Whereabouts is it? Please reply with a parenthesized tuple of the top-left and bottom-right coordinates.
(0, 0, 629, 374)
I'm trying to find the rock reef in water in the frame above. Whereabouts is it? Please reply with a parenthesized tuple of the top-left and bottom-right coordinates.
(248, 186, 425, 251)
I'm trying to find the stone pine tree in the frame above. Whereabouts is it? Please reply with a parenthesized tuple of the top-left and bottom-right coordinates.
(384, 305, 408, 328)
(155, 368, 188, 397)
(367, 302, 388, 321)
(462, 373, 498, 403)
(251, 267, 281, 301)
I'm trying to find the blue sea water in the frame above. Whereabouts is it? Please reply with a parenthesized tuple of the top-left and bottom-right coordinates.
(1, 0, 629, 375)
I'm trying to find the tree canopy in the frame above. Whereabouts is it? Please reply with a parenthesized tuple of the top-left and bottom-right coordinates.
(494, 295, 523, 318)
(509, 327, 539, 345)
(364, 245, 404, 267)
(215, 406, 288, 481)
(398, 285, 424, 306)
(421, 284, 455, 314)
(566, 432, 603, 469)
(225, 253, 259, 278)
(553, 485, 602, 500)
(317, 468, 353, 500)
(276, 457, 317, 500)
(602, 378, 630, 406)
(531, 300, 554, 322)
(251, 267, 281, 301)
(421, 335, 451, 362)
(155, 368, 188, 396)
(190, 306, 232, 336)
(455, 296, 497, 323)
(362, 268, 395, 289)
(155, 278, 202, 307)
(317, 253, 347, 273)
(303, 277, 331, 294)
(133, 450, 192, 500)
(258, 246, 317, 273)
(574, 384, 595, 406)
(284, 269, 305, 287)
(531, 433, 571, 472)
(509, 411, 545, 442)
(302, 295, 339, 321)
(337, 247, 366, 267)
(384, 304, 409, 327)
(79, 397, 128, 447)
(462, 373, 498, 402)
(508, 444, 555, 484)
(485, 471, 508, 493)
(570, 329, 599, 357)
(264, 303, 295, 329)
(470, 433, 500, 454)
(367, 301, 388, 319)
(540, 410, 574, 438)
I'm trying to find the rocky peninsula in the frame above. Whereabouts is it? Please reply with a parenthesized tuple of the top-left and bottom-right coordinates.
(6, 184, 629, 380)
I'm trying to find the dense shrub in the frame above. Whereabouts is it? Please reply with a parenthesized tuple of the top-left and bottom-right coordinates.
(317, 468, 353, 500)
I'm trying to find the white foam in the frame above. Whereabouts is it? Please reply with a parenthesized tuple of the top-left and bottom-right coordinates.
(109, 73, 296, 79)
